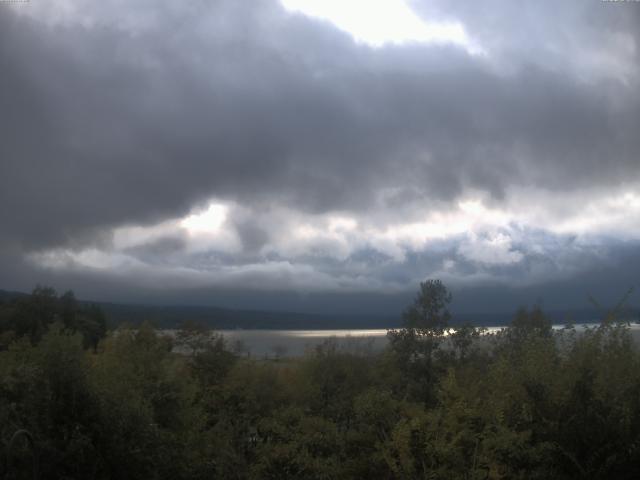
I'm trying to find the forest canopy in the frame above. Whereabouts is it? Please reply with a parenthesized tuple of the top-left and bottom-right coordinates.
(1, 281, 639, 479)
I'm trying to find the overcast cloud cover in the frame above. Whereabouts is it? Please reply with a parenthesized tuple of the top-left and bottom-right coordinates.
(1, 0, 639, 314)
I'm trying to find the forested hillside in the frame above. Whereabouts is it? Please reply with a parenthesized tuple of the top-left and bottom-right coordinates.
(1, 281, 639, 479)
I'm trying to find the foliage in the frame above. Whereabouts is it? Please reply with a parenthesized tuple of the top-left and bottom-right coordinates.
(1, 281, 640, 479)
(0, 286, 106, 350)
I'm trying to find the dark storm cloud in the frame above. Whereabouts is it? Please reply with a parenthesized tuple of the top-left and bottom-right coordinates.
(1, 0, 639, 312)
(1, 0, 639, 252)
(123, 235, 187, 262)
(226, 207, 273, 255)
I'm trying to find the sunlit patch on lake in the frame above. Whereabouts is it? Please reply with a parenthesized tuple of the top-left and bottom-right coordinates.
(162, 323, 640, 358)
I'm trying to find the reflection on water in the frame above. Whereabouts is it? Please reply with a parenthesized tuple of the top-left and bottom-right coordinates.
(274, 329, 388, 338)
(217, 329, 388, 357)
(162, 323, 640, 358)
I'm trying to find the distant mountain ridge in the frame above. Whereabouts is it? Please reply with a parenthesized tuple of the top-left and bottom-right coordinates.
(97, 301, 402, 330)
(0, 288, 400, 329)
(0, 288, 636, 330)
(0, 289, 28, 301)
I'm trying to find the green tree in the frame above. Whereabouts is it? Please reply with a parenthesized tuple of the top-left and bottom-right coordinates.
(387, 279, 452, 403)
(402, 279, 452, 334)
(13, 285, 58, 343)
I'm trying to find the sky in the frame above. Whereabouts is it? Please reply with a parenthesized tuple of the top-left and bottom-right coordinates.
(1, 0, 639, 315)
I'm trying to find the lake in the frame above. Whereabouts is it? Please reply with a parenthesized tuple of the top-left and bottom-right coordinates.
(201, 323, 640, 357)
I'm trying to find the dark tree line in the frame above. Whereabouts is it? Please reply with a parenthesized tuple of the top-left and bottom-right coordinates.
(1, 281, 639, 479)
(0, 286, 106, 351)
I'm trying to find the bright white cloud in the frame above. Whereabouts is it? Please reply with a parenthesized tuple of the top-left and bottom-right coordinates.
(29, 248, 146, 272)
(458, 232, 524, 266)
(280, 0, 483, 54)
(515, 188, 640, 239)
(181, 203, 228, 234)
(25, 187, 640, 293)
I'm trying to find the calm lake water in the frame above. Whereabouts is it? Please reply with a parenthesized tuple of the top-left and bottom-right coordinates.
(191, 323, 640, 357)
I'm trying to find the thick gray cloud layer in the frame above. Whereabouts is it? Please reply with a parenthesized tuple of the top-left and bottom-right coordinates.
(1, 0, 639, 313)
